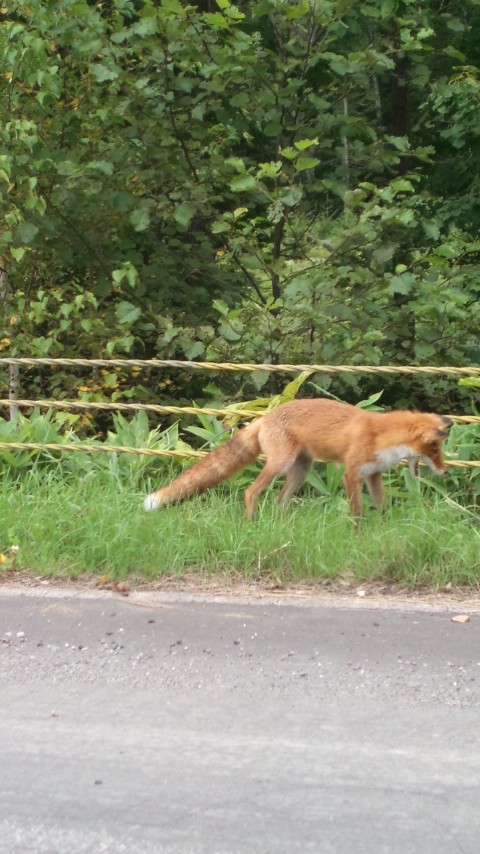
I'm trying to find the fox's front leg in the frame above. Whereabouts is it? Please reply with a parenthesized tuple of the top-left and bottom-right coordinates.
(408, 458, 420, 477)
(343, 467, 363, 517)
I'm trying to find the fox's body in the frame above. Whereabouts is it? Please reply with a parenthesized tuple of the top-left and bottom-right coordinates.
(144, 399, 451, 517)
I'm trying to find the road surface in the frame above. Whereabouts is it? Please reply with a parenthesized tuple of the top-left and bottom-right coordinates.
(1, 585, 480, 853)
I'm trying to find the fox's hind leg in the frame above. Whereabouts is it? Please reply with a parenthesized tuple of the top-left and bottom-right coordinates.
(365, 472, 387, 509)
(277, 451, 313, 509)
(244, 448, 299, 519)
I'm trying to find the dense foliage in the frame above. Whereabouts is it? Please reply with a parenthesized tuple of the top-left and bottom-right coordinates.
(1, 0, 480, 411)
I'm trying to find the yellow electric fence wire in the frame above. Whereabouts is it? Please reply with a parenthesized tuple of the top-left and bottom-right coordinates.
(0, 398, 479, 424)
(0, 399, 260, 419)
(0, 441, 205, 459)
(0, 441, 476, 469)
(1, 357, 480, 376)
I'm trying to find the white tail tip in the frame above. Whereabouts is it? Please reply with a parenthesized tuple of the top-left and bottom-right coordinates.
(144, 494, 160, 512)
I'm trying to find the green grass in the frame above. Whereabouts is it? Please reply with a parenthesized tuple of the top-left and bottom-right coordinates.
(1, 466, 480, 588)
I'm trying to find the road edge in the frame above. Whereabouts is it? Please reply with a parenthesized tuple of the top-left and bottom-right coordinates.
(0, 582, 479, 614)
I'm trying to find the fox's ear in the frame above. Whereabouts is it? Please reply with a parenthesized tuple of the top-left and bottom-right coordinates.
(436, 415, 452, 439)
(422, 426, 449, 442)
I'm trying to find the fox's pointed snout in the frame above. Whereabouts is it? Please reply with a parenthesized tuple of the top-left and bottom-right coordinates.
(421, 454, 448, 476)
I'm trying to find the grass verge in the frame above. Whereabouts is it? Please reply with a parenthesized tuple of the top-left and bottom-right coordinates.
(1, 467, 480, 588)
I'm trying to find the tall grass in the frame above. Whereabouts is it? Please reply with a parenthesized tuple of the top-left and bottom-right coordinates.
(2, 463, 480, 587)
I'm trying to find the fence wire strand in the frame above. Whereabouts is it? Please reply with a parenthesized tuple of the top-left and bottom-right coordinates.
(0, 398, 260, 419)
(0, 441, 477, 469)
(0, 398, 479, 425)
(0, 441, 205, 460)
(1, 357, 480, 376)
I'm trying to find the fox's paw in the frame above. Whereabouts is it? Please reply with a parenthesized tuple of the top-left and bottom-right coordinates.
(144, 494, 160, 512)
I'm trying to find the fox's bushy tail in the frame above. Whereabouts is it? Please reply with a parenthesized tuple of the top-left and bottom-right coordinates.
(144, 421, 262, 510)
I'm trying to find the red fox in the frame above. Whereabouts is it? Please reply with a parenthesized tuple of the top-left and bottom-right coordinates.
(144, 399, 452, 517)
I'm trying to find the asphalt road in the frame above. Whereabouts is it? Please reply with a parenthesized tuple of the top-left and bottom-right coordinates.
(1, 586, 480, 854)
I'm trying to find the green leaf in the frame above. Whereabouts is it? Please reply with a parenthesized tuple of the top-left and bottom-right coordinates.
(230, 175, 257, 192)
(294, 156, 320, 173)
(422, 220, 440, 240)
(445, 17, 466, 32)
(385, 135, 410, 151)
(459, 378, 480, 388)
(390, 178, 414, 194)
(415, 342, 436, 359)
(443, 46, 466, 62)
(230, 92, 249, 107)
(371, 246, 394, 268)
(280, 187, 303, 207)
(185, 340, 205, 359)
(89, 160, 114, 176)
(174, 202, 196, 227)
(435, 244, 459, 259)
(388, 272, 416, 295)
(204, 12, 229, 28)
(31, 336, 53, 356)
(417, 27, 434, 40)
(280, 147, 297, 161)
(159, 0, 185, 12)
(212, 298, 230, 317)
(129, 206, 151, 231)
(258, 161, 282, 178)
(211, 219, 231, 234)
(225, 157, 246, 173)
(125, 264, 138, 288)
(10, 247, 27, 262)
(115, 301, 141, 325)
(90, 64, 120, 82)
(131, 17, 158, 36)
(224, 4, 245, 20)
(356, 390, 384, 410)
(294, 138, 319, 151)
(276, 370, 313, 403)
(16, 221, 39, 245)
(380, 0, 398, 17)
(233, 207, 248, 220)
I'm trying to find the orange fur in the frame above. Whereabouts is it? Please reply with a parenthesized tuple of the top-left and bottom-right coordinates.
(144, 399, 451, 517)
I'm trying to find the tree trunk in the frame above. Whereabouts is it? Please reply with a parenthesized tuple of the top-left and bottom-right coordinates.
(390, 53, 410, 175)
(342, 96, 350, 186)
(0, 268, 20, 421)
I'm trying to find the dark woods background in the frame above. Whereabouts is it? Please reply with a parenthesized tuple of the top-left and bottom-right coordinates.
(2, 0, 480, 420)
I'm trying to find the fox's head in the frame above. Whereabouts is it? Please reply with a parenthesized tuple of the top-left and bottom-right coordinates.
(409, 414, 452, 476)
